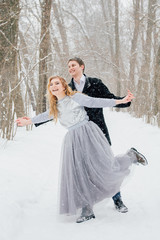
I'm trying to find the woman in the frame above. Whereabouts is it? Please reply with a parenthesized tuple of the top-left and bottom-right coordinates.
(16, 76, 148, 223)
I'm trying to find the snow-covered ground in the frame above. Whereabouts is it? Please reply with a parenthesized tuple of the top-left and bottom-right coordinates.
(0, 109, 160, 240)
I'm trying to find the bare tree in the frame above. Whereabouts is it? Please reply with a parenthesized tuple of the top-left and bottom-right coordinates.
(136, 0, 157, 119)
(153, 45, 160, 126)
(0, 0, 24, 140)
(129, 0, 140, 92)
(37, 0, 52, 113)
(114, 0, 121, 98)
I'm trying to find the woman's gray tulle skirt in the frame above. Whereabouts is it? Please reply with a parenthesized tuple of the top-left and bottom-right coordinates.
(59, 121, 136, 215)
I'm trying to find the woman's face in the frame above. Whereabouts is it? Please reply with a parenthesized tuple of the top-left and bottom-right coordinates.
(49, 78, 65, 97)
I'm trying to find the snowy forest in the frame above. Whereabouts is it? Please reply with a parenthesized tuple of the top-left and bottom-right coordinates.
(0, 0, 160, 140)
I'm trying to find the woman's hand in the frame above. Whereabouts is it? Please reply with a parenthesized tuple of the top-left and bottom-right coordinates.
(116, 90, 134, 105)
(15, 117, 32, 127)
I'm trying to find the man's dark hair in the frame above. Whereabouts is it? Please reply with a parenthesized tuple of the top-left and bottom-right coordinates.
(68, 57, 85, 73)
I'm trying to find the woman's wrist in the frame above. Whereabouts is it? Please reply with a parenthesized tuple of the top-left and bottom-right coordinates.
(115, 99, 124, 105)
(27, 119, 32, 125)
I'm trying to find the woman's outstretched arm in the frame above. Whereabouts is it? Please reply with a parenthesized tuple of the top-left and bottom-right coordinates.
(72, 90, 134, 108)
(16, 110, 53, 127)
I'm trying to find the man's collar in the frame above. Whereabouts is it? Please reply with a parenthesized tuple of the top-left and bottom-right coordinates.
(73, 74, 85, 84)
(70, 74, 92, 91)
(80, 74, 86, 82)
(82, 75, 91, 92)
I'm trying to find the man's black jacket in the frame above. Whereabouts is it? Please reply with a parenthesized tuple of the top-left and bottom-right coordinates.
(69, 76, 131, 145)
(35, 76, 131, 145)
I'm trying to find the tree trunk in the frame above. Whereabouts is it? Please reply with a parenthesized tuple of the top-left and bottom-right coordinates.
(153, 45, 160, 126)
(129, 0, 140, 92)
(53, 0, 69, 68)
(37, 0, 52, 114)
(135, 0, 156, 119)
(114, 0, 121, 99)
(0, 0, 24, 140)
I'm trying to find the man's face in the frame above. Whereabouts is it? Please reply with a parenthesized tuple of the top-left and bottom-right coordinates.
(68, 61, 84, 78)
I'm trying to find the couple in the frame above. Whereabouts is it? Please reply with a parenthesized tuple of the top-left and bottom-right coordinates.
(35, 57, 134, 213)
(35, 57, 132, 213)
(16, 59, 148, 223)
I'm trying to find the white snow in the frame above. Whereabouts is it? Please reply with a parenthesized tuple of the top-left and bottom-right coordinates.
(0, 109, 160, 240)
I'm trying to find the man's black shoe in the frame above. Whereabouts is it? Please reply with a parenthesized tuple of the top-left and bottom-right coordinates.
(114, 198, 128, 213)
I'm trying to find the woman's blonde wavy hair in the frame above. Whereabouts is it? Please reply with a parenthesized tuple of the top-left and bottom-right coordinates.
(47, 75, 76, 122)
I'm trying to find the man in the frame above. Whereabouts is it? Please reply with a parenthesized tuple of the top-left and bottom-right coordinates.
(67, 57, 131, 215)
